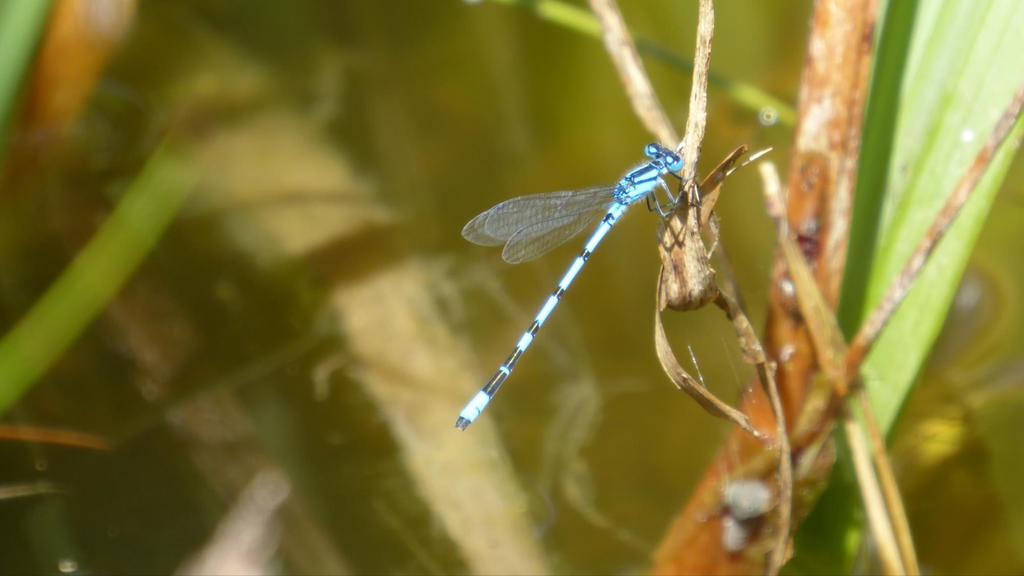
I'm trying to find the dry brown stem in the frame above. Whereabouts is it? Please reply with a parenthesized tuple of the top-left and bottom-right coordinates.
(680, 0, 714, 184)
(784, 0, 879, 306)
(658, 201, 717, 312)
(591, 0, 795, 572)
(590, 0, 757, 437)
(763, 160, 907, 576)
(842, 414, 902, 576)
(856, 387, 918, 575)
(757, 2, 913, 574)
(714, 288, 792, 576)
(653, 294, 761, 440)
(655, 146, 773, 443)
(651, 0, 890, 564)
(654, 147, 771, 443)
(668, 1, 792, 571)
(0, 424, 110, 451)
(745, 162, 792, 574)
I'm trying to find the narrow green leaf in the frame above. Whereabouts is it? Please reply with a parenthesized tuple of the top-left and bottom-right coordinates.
(0, 0, 52, 157)
(477, 0, 795, 126)
(857, 1, 1024, 433)
(798, 1, 1024, 573)
(0, 145, 196, 414)
(839, 0, 919, 337)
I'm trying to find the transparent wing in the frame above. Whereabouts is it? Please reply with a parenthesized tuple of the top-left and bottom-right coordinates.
(462, 186, 615, 246)
(501, 208, 606, 264)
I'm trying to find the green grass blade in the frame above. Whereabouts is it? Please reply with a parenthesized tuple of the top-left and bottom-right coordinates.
(796, 1, 1024, 572)
(478, 0, 795, 126)
(0, 0, 52, 157)
(857, 0, 1024, 433)
(839, 0, 919, 336)
(0, 145, 196, 415)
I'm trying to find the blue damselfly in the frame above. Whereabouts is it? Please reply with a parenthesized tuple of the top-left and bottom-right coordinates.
(456, 143, 685, 430)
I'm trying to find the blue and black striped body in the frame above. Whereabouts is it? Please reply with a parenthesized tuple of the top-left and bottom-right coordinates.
(456, 143, 683, 430)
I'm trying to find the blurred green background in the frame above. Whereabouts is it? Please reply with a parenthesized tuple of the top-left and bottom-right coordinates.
(0, 1, 1021, 574)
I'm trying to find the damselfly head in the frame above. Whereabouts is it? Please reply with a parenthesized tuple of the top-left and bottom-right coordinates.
(664, 152, 684, 173)
(644, 143, 684, 173)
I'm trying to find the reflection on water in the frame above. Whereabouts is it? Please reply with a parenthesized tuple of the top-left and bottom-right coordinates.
(0, 0, 1021, 574)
